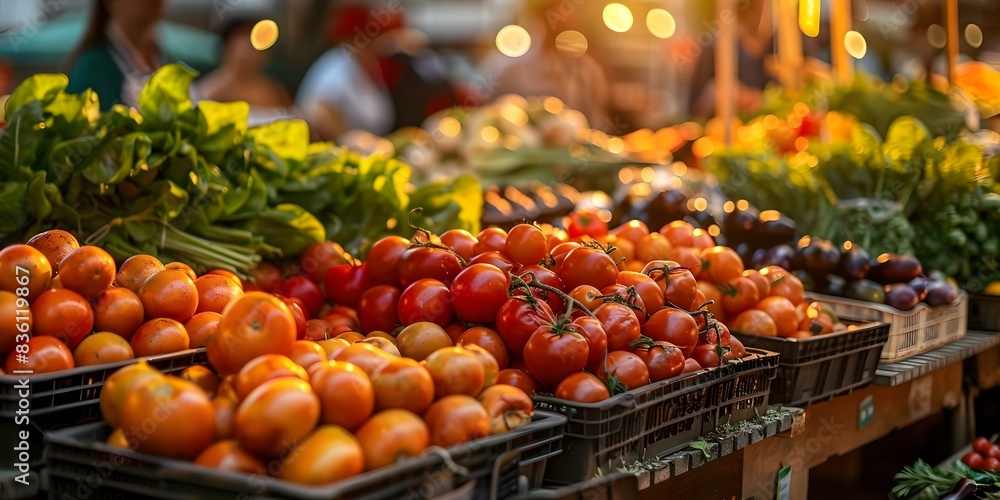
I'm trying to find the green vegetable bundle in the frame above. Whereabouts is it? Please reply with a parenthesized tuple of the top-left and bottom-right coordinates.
(0, 64, 482, 275)
(892, 459, 1000, 499)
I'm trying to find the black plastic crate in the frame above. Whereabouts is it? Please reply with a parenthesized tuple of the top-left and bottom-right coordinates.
(735, 321, 890, 407)
(969, 293, 1000, 332)
(44, 412, 566, 500)
(0, 348, 208, 469)
(533, 349, 778, 483)
(515, 472, 638, 499)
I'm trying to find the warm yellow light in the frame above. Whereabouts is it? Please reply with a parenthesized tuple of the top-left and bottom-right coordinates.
(692, 137, 714, 158)
(799, 0, 820, 37)
(760, 210, 782, 222)
(603, 3, 633, 33)
(640, 166, 656, 183)
(845, 31, 867, 59)
(608, 137, 625, 154)
(671, 162, 687, 176)
(496, 25, 531, 57)
(927, 24, 946, 49)
(481, 126, 500, 143)
(250, 20, 279, 50)
(965, 24, 983, 48)
(693, 197, 708, 212)
(555, 30, 588, 58)
(737, 200, 749, 211)
(763, 114, 779, 129)
(618, 168, 634, 183)
(543, 97, 564, 114)
(708, 225, 721, 237)
(500, 105, 528, 127)
(646, 9, 676, 39)
(794, 136, 809, 151)
(438, 117, 461, 137)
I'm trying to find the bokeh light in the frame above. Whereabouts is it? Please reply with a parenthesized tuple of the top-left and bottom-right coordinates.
(646, 9, 676, 39)
(496, 25, 531, 57)
(799, 0, 820, 37)
(927, 24, 946, 49)
(555, 30, 589, 58)
(603, 3, 634, 33)
(250, 20, 279, 50)
(965, 24, 983, 48)
(845, 31, 867, 59)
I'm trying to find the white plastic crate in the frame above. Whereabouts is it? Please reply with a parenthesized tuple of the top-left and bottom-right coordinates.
(804, 291, 967, 362)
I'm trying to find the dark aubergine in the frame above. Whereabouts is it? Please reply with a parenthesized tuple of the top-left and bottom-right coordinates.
(748, 210, 797, 248)
(793, 269, 816, 292)
(845, 279, 886, 303)
(795, 237, 841, 280)
(816, 274, 846, 296)
(722, 201, 759, 246)
(908, 276, 930, 302)
(868, 254, 923, 285)
(837, 244, 871, 280)
(884, 284, 920, 311)
(925, 280, 958, 307)
(643, 189, 692, 230)
(758, 244, 795, 270)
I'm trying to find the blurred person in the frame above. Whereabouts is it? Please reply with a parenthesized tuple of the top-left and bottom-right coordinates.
(65, 0, 167, 110)
(297, 4, 457, 140)
(487, 0, 610, 129)
(194, 18, 297, 126)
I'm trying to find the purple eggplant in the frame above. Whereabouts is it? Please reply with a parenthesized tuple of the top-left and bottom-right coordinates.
(869, 254, 923, 285)
(884, 284, 920, 311)
(760, 244, 795, 270)
(925, 280, 958, 306)
(795, 236, 841, 280)
(908, 276, 930, 302)
(837, 244, 871, 280)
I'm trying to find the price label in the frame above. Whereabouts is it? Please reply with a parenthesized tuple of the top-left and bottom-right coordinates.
(858, 395, 874, 430)
(776, 464, 792, 500)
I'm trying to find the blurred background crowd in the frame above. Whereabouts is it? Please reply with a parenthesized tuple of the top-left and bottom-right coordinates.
(0, 0, 998, 141)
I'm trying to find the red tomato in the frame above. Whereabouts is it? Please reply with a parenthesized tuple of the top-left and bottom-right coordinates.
(559, 248, 618, 290)
(642, 308, 698, 357)
(571, 316, 608, 363)
(513, 265, 566, 313)
(691, 343, 722, 369)
(593, 302, 641, 352)
(357, 285, 402, 334)
(682, 358, 701, 373)
(31, 288, 94, 350)
(615, 271, 665, 314)
(496, 297, 555, 354)
(496, 368, 538, 395)
(299, 241, 350, 284)
(458, 326, 509, 369)
(397, 247, 463, 288)
(632, 340, 685, 381)
(566, 209, 608, 238)
(324, 264, 372, 308)
(398, 278, 452, 326)
(555, 372, 610, 403)
(522, 322, 590, 386)
(473, 228, 508, 255)
(568, 285, 603, 312)
(277, 277, 323, 318)
(468, 251, 517, 275)
(366, 236, 409, 285)
(595, 351, 649, 390)
(450, 264, 509, 324)
(505, 224, 548, 266)
(440, 230, 478, 262)
(274, 295, 308, 340)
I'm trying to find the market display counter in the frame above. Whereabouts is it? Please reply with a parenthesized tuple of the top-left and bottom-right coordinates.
(637, 331, 999, 499)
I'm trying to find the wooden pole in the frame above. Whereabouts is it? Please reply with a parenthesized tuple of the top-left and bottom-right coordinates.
(944, 0, 959, 87)
(831, 0, 853, 83)
(716, 0, 737, 144)
(778, 0, 804, 92)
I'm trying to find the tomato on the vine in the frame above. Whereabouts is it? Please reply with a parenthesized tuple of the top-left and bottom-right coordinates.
(593, 302, 641, 352)
(325, 264, 372, 308)
(595, 351, 649, 390)
(367, 236, 410, 285)
(522, 321, 590, 386)
(565, 209, 608, 239)
(691, 343, 723, 369)
(570, 316, 607, 363)
(397, 247, 464, 288)
(642, 308, 698, 357)
(559, 248, 618, 290)
(514, 265, 566, 312)
(631, 340, 685, 382)
(495, 297, 554, 353)
(616, 271, 665, 314)
(357, 285, 402, 334)
(440, 230, 478, 262)
(398, 278, 453, 327)
(450, 264, 509, 324)
(505, 224, 548, 266)
(468, 252, 517, 275)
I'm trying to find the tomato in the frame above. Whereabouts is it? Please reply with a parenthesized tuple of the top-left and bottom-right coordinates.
(275, 295, 308, 340)
(742, 269, 771, 297)
(0, 244, 52, 302)
(551, 242, 583, 260)
(496, 297, 554, 353)
(642, 308, 698, 357)
(73, 332, 133, 366)
(984, 457, 1000, 473)
(728, 336, 748, 359)
(450, 264, 509, 324)
(632, 340, 685, 381)
(566, 209, 608, 238)
(719, 276, 760, 316)
(208, 292, 296, 375)
(692, 229, 714, 250)
(289, 340, 326, 370)
(636, 233, 673, 262)
(357, 285, 401, 333)
(178, 365, 218, 397)
(505, 224, 548, 266)
(595, 350, 649, 390)
(616, 271, 665, 314)
(106, 428, 128, 448)
(316, 338, 351, 359)
(183, 311, 220, 349)
(696, 280, 726, 321)
(234, 354, 309, 402)
(559, 248, 618, 290)
(99, 361, 162, 427)
(973, 437, 993, 456)
(121, 376, 215, 460)
(425, 346, 485, 398)
(394, 321, 452, 361)
(515, 265, 567, 313)
(58, 246, 115, 300)
(299, 241, 351, 284)
(130, 318, 190, 357)
(279, 424, 366, 484)
(601, 285, 647, 323)
(355, 410, 430, 471)
(568, 285, 603, 312)
(478, 384, 534, 433)
(91, 287, 143, 340)
(309, 360, 374, 431)
(462, 343, 499, 387)
(691, 343, 722, 368)
(496, 368, 538, 395)
(755, 296, 798, 337)
(459, 326, 509, 369)
(164, 262, 197, 282)
(764, 266, 805, 305)
(468, 251, 517, 275)
(249, 262, 283, 292)
(322, 264, 370, 310)
(5, 335, 74, 374)
(440, 229, 478, 262)
(473, 227, 509, 255)
(571, 316, 608, 363)
(730, 309, 778, 337)
(138, 270, 199, 323)
(193, 274, 244, 315)
(194, 440, 266, 475)
(367, 236, 410, 286)
(523, 321, 590, 386)
(333, 342, 393, 376)
(963, 452, 985, 470)
(594, 302, 641, 352)
(424, 395, 490, 447)
(398, 278, 452, 327)
(672, 247, 703, 276)
(26, 229, 79, 273)
(357, 336, 400, 357)
(31, 288, 93, 350)
(610, 220, 649, 245)
(277, 277, 323, 318)
(0, 291, 28, 355)
(397, 247, 464, 288)
(371, 356, 435, 413)
(235, 377, 320, 458)
(699, 246, 744, 285)
(555, 372, 610, 402)
(659, 221, 696, 247)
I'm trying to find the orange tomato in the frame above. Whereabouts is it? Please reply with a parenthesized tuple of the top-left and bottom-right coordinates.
(458, 327, 509, 370)
(719, 276, 760, 316)
(394, 322, 453, 362)
(691, 228, 715, 250)
(355, 410, 430, 471)
(207, 292, 296, 375)
(206, 269, 242, 287)
(478, 384, 534, 434)
(26, 230, 79, 273)
(250, 262, 282, 293)
(106, 428, 129, 449)
(332, 342, 393, 377)
(0, 291, 28, 356)
(194, 440, 266, 475)
(0, 244, 52, 302)
(99, 361, 162, 427)
(233, 354, 309, 402)
(120, 376, 215, 460)
(671, 247, 703, 276)
(164, 262, 197, 282)
(212, 397, 237, 441)
(92, 287, 144, 340)
(4, 335, 74, 374)
(334, 331, 366, 343)
(754, 296, 799, 337)
(765, 266, 805, 306)
(58, 246, 115, 300)
(130, 318, 190, 357)
(424, 346, 485, 398)
(138, 270, 199, 323)
(289, 340, 326, 370)
(316, 338, 351, 360)
(728, 309, 778, 337)
(660, 221, 696, 248)
(636, 233, 673, 262)
(742, 269, 771, 298)
(495, 369, 538, 395)
(310, 360, 374, 431)
(423, 395, 490, 447)
(356, 336, 400, 357)
(31, 288, 94, 350)
(609, 220, 650, 245)
(699, 246, 744, 284)
(696, 281, 726, 321)
(73, 332, 134, 366)
(113, 255, 165, 293)
(370, 357, 434, 414)
(180, 365, 219, 397)
(194, 274, 244, 314)
(183, 311, 221, 349)
(234, 377, 320, 458)
(279, 426, 364, 485)
(462, 344, 500, 388)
